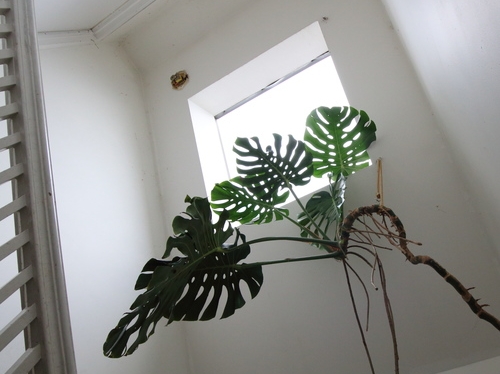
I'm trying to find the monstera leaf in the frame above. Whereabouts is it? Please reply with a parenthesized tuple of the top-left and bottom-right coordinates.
(298, 174, 346, 245)
(233, 134, 313, 200)
(103, 196, 263, 358)
(304, 106, 376, 177)
(211, 176, 289, 224)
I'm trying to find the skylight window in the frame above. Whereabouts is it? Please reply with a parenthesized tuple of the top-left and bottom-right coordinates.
(215, 54, 348, 200)
(189, 22, 349, 201)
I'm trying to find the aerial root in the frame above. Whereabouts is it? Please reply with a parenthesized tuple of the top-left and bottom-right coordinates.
(342, 204, 500, 332)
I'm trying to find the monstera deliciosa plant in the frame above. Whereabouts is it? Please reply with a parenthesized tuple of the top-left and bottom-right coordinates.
(103, 106, 500, 374)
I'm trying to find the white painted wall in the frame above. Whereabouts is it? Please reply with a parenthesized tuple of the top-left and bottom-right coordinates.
(119, 0, 500, 373)
(438, 355, 500, 374)
(381, 0, 500, 260)
(38, 43, 190, 374)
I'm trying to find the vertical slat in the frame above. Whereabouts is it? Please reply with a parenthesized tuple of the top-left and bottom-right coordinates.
(0, 305, 37, 352)
(5, 345, 42, 374)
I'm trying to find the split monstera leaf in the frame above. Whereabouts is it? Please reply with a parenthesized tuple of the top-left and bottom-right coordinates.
(104, 106, 377, 358)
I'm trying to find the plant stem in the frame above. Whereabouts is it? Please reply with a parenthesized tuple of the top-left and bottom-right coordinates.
(377, 256, 399, 374)
(234, 251, 344, 269)
(242, 235, 341, 250)
(343, 259, 376, 374)
(280, 212, 324, 241)
(287, 183, 331, 241)
(262, 148, 331, 241)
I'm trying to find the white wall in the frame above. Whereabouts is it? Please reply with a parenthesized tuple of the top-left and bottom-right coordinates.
(381, 0, 500, 259)
(120, 0, 500, 373)
(39, 43, 190, 374)
(438, 355, 500, 374)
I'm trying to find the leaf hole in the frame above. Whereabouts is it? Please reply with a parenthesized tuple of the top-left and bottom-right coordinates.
(343, 140, 353, 148)
(343, 114, 360, 132)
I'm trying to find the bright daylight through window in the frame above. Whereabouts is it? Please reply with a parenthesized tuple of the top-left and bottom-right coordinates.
(215, 53, 348, 201)
(189, 22, 349, 201)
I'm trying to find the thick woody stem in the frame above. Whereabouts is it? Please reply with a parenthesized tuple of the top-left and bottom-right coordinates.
(341, 205, 500, 332)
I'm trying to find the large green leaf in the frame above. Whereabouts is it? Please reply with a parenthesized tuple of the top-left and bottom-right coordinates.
(304, 106, 376, 177)
(298, 174, 346, 245)
(103, 196, 263, 358)
(211, 176, 289, 224)
(233, 134, 313, 200)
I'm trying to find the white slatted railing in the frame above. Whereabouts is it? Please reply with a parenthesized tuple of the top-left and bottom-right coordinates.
(0, 1, 76, 373)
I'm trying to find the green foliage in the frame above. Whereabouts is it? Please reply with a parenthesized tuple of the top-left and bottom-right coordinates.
(233, 133, 313, 200)
(305, 106, 376, 177)
(211, 177, 289, 224)
(104, 106, 377, 358)
(103, 196, 263, 358)
(297, 174, 347, 244)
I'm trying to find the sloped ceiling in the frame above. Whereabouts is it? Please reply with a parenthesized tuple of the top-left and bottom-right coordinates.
(380, 0, 500, 260)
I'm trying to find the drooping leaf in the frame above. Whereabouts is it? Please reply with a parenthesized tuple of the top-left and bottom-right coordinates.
(298, 174, 347, 246)
(233, 134, 313, 200)
(304, 106, 376, 178)
(211, 176, 289, 224)
(103, 196, 263, 358)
